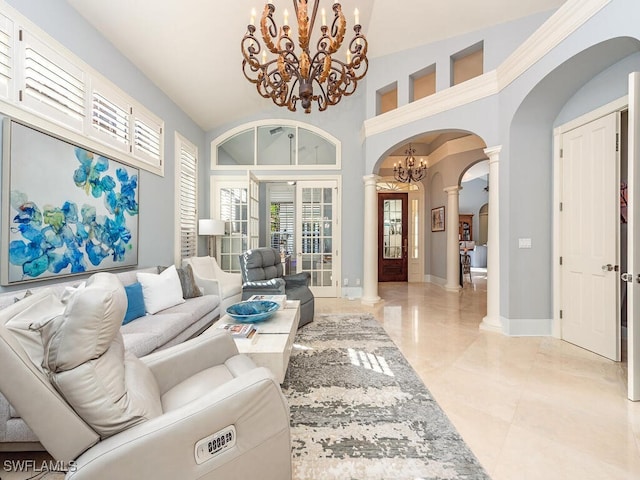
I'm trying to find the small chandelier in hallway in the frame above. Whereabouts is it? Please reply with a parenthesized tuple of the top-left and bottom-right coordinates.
(393, 145, 426, 183)
(241, 1, 368, 113)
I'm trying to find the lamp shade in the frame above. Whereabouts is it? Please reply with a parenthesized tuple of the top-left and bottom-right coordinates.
(199, 219, 226, 236)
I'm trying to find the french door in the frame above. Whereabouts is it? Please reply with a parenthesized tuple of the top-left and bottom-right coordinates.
(295, 180, 339, 297)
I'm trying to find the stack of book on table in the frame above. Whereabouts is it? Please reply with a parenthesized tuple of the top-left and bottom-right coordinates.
(247, 294, 286, 308)
(218, 323, 256, 339)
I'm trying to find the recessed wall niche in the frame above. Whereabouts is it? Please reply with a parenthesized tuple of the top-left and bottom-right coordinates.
(376, 82, 398, 115)
(410, 64, 436, 102)
(450, 41, 484, 86)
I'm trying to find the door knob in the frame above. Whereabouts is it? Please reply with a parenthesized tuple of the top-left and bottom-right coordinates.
(602, 264, 613, 272)
(621, 272, 633, 282)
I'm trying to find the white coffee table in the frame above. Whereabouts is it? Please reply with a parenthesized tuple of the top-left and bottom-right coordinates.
(218, 300, 300, 383)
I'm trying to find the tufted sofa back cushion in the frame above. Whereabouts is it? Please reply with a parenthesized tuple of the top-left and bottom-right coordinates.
(239, 247, 284, 282)
(42, 272, 162, 438)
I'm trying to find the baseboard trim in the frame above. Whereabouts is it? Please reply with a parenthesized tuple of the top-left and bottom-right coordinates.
(502, 317, 553, 336)
(342, 286, 363, 299)
(425, 275, 446, 286)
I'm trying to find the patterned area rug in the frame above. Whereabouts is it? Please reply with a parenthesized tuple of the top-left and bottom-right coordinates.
(282, 313, 491, 480)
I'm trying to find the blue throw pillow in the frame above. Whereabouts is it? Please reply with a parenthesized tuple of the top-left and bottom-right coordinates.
(123, 282, 146, 325)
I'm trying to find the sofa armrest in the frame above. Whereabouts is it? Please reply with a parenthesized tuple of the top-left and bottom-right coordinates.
(68, 368, 291, 480)
(284, 272, 310, 287)
(212, 262, 242, 288)
(190, 271, 222, 297)
(140, 330, 238, 395)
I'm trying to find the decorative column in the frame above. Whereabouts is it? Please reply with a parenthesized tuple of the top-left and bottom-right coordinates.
(480, 146, 503, 333)
(444, 186, 462, 292)
(361, 174, 381, 305)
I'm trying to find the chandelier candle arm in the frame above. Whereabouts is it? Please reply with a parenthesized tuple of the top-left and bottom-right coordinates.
(393, 145, 427, 183)
(242, 0, 368, 113)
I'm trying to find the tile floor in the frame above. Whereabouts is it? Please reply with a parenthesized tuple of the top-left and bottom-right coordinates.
(316, 273, 640, 480)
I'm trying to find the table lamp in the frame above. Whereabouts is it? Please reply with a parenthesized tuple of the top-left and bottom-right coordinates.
(198, 219, 226, 257)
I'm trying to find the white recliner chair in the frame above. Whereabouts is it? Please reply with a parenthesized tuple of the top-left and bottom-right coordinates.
(0, 272, 291, 479)
(184, 256, 243, 313)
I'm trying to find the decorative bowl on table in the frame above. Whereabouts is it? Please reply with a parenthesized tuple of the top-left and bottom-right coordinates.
(225, 300, 280, 323)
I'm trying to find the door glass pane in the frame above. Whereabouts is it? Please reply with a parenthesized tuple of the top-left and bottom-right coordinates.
(383, 199, 402, 259)
(219, 187, 248, 273)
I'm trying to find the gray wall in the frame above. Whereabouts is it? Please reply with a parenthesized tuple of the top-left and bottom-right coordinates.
(428, 173, 446, 280)
(1, 0, 206, 293)
(205, 90, 366, 287)
(365, 10, 555, 118)
(6, 0, 640, 329)
(362, 0, 640, 332)
(460, 177, 489, 240)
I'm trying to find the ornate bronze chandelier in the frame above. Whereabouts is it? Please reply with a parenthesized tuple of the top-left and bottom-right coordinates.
(394, 145, 427, 183)
(241, 1, 368, 113)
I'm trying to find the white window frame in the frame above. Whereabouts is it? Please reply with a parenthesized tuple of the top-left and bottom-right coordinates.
(133, 107, 163, 169)
(16, 28, 86, 133)
(174, 132, 198, 264)
(89, 79, 131, 150)
(0, 3, 165, 176)
(0, 12, 14, 101)
(211, 119, 341, 171)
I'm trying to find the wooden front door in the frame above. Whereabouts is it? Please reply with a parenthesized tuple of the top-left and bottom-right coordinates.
(378, 193, 408, 282)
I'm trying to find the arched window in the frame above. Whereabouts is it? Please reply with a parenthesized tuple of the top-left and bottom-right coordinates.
(211, 120, 340, 169)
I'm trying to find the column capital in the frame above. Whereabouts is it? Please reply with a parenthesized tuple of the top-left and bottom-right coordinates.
(362, 174, 381, 186)
(484, 145, 502, 161)
(443, 185, 461, 194)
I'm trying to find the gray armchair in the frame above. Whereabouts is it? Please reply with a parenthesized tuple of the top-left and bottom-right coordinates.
(239, 247, 314, 327)
(0, 272, 291, 479)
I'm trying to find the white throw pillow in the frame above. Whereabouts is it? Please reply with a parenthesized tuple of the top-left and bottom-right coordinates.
(137, 265, 185, 314)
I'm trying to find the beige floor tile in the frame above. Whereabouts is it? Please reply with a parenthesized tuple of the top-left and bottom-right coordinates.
(492, 424, 640, 480)
(315, 271, 640, 479)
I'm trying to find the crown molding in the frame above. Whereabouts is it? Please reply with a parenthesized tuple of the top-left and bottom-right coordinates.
(497, 0, 612, 90)
(363, 0, 612, 140)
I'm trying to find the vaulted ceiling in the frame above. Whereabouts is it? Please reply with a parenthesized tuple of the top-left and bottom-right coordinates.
(66, 0, 566, 131)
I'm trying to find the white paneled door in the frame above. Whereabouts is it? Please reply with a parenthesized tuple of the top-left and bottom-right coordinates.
(560, 111, 619, 361)
(295, 181, 339, 297)
(627, 72, 640, 401)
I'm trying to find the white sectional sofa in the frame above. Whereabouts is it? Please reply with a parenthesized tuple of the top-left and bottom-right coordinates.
(0, 267, 221, 450)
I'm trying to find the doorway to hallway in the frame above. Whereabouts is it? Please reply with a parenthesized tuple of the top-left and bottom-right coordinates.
(378, 193, 408, 282)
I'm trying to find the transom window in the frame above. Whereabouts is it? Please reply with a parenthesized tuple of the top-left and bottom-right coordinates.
(212, 121, 340, 170)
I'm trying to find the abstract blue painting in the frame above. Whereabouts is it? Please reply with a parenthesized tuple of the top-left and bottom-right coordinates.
(1, 121, 139, 284)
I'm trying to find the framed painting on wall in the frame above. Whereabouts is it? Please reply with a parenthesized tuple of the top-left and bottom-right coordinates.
(1, 120, 139, 285)
(431, 206, 445, 232)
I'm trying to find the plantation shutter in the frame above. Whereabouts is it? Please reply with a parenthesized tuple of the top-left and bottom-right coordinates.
(133, 110, 163, 168)
(19, 29, 85, 131)
(0, 13, 13, 99)
(178, 138, 198, 259)
(91, 87, 130, 148)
